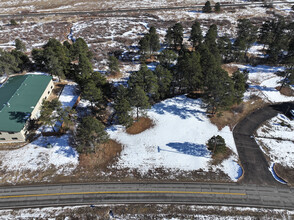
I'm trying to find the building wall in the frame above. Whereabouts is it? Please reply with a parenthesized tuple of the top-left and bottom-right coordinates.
(0, 130, 26, 142)
(31, 79, 54, 119)
(0, 79, 54, 143)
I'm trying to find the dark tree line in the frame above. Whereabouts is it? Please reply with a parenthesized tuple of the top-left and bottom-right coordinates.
(0, 39, 31, 76)
(114, 24, 248, 124)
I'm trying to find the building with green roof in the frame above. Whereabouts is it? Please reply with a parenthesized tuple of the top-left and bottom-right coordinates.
(0, 74, 53, 143)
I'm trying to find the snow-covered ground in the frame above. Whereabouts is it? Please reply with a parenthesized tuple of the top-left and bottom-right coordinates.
(58, 83, 80, 109)
(0, 134, 78, 183)
(107, 95, 241, 181)
(236, 64, 294, 103)
(256, 113, 294, 169)
(41, 83, 80, 132)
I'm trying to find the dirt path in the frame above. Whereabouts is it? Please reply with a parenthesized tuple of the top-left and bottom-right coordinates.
(233, 102, 294, 186)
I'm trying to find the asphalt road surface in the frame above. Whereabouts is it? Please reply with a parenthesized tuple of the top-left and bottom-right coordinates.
(0, 182, 293, 209)
(233, 102, 294, 185)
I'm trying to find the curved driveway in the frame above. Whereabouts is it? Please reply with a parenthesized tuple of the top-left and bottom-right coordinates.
(233, 102, 294, 185)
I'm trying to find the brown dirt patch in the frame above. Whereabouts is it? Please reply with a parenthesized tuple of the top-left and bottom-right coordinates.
(210, 148, 233, 166)
(276, 86, 294, 97)
(275, 163, 294, 186)
(106, 71, 123, 80)
(79, 139, 122, 169)
(126, 117, 154, 135)
(210, 96, 266, 130)
(47, 82, 66, 101)
(222, 64, 238, 77)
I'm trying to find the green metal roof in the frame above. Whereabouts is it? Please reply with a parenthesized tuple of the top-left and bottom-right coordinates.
(0, 74, 52, 132)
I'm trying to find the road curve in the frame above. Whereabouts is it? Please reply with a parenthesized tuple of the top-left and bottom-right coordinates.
(0, 182, 293, 210)
(233, 102, 294, 185)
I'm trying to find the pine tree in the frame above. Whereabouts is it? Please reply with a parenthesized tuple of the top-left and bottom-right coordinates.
(204, 24, 220, 62)
(177, 52, 202, 92)
(76, 53, 93, 85)
(259, 20, 273, 49)
(32, 48, 44, 70)
(108, 55, 120, 76)
(39, 98, 62, 132)
(172, 23, 184, 50)
(155, 65, 173, 99)
(206, 68, 235, 114)
(234, 19, 258, 61)
(10, 19, 18, 26)
(71, 37, 92, 60)
(202, 1, 212, 13)
(267, 18, 288, 64)
(114, 85, 132, 126)
(215, 2, 221, 12)
(198, 44, 218, 86)
(139, 26, 160, 55)
(165, 27, 173, 48)
(82, 80, 103, 108)
(0, 49, 20, 75)
(232, 70, 247, 104)
(139, 35, 150, 54)
(218, 35, 233, 63)
(15, 39, 26, 52)
(159, 49, 177, 68)
(189, 21, 203, 48)
(10, 50, 31, 73)
(130, 86, 150, 120)
(149, 26, 161, 53)
(128, 64, 158, 96)
(76, 116, 108, 153)
(207, 135, 227, 155)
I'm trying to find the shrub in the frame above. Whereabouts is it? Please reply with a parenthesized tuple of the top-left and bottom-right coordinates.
(207, 135, 227, 155)
(10, 19, 18, 26)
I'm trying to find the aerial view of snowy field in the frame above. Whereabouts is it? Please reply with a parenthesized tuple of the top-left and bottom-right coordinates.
(108, 95, 242, 181)
(0, 0, 294, 218)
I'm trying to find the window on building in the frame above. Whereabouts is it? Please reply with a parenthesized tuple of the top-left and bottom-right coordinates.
(12, 137, 18, 140)
(48, 91, 50, 94)
(51, 86, 53, 89)
(0, 138, 5, 140)
(45, 96, 47, 99)
(0, 132, 2, 135)
(8, 132, 14, 134)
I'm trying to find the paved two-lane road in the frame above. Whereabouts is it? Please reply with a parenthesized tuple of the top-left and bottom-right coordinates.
(0, 183, 293, 210)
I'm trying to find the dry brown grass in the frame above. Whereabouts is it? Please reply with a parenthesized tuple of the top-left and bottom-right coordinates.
(210, 96, 266, 130)
(126, 117, 154, 135)
(106, 72, 123, 80)
(275, 163, 294, 186)
(222, 64, 238, 77)
(47, 82, 66, 101)
(276, 86, 294, 97)
(79, 139, 122, 169)
(210, 148, 233, 166)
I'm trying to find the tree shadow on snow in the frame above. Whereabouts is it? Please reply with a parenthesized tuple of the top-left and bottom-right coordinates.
(152, 97, 205, 120)
(162, 142, 210, 157)
(54, 146, 77, 158)
(250, 85, 277, 92)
